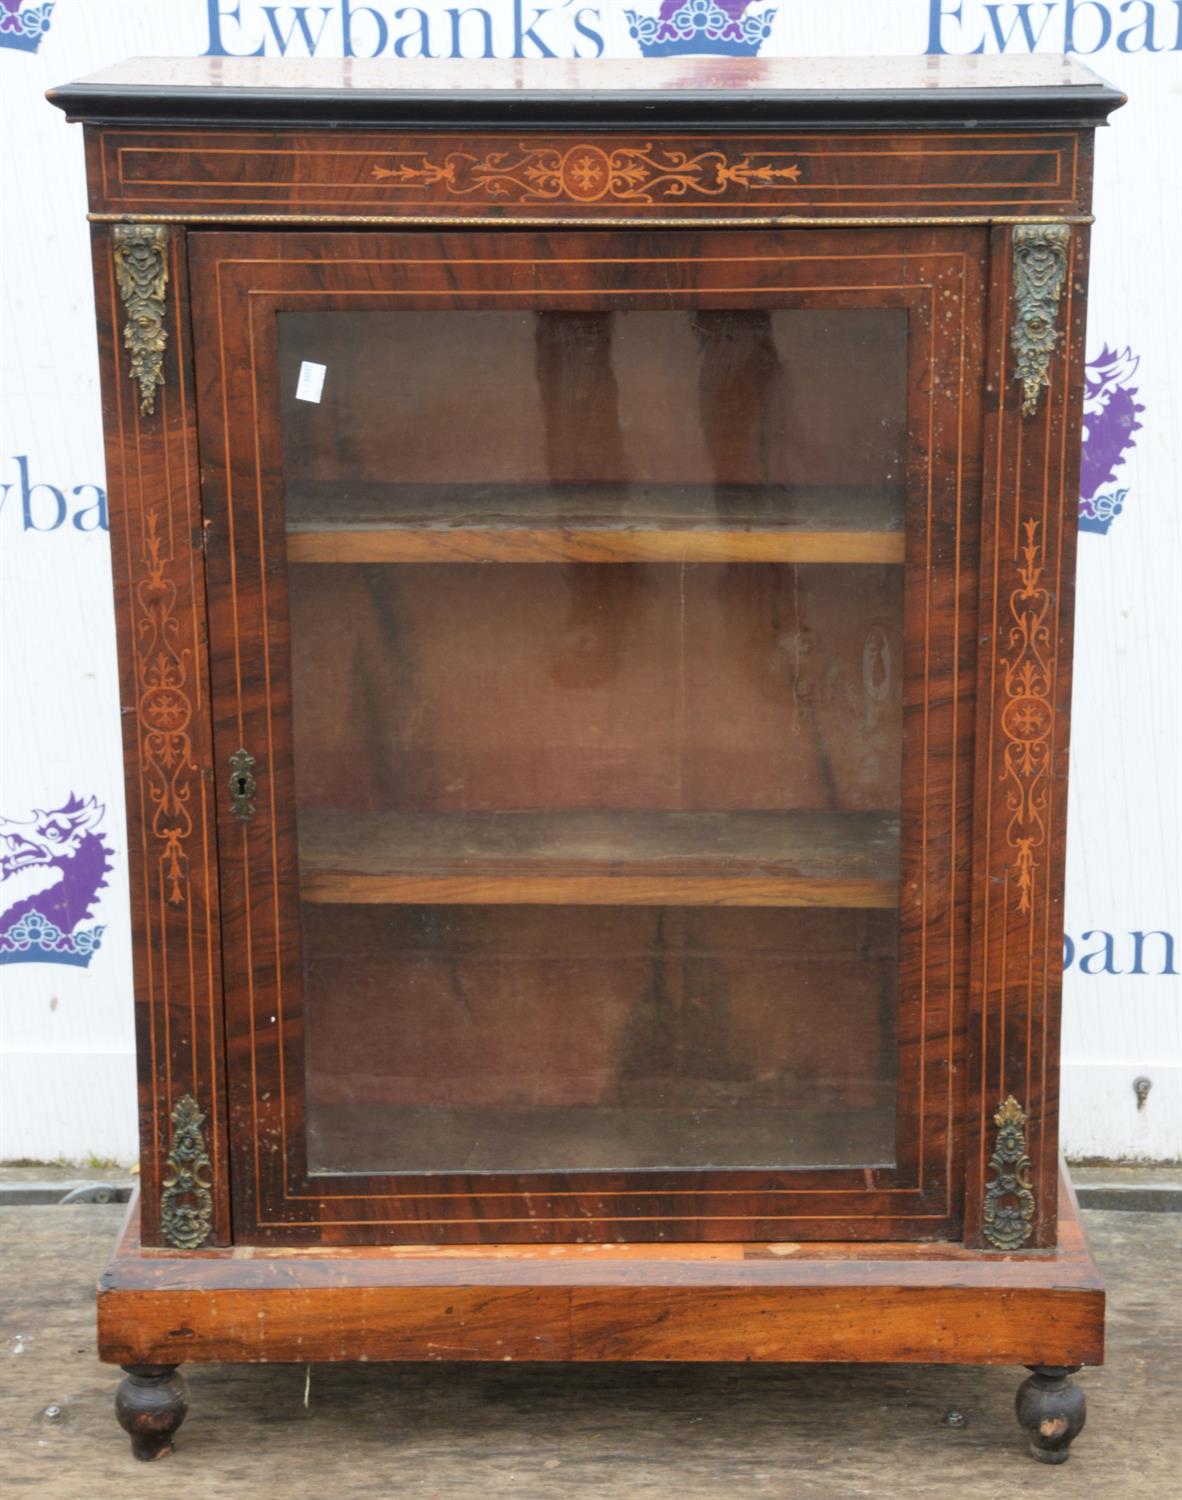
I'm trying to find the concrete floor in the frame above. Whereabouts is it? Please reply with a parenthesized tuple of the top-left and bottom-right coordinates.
(1, 1206, 1178, 1498)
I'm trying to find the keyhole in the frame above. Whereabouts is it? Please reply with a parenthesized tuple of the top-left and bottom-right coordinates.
(229, 751, 255, 819)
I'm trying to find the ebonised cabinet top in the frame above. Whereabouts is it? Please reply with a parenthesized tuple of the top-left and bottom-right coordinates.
(49, 53, 1124, 132)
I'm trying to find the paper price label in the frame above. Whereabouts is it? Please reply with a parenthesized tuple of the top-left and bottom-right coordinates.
(295, 361, 327, 403)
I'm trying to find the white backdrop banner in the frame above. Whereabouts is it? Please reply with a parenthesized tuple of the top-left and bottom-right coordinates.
(1, 1, 1178, 1163)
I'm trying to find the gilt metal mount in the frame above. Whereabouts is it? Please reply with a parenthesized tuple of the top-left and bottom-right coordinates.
(112, 224, 170, 417)
(982, 1094, 1036, 1250)
(1011, 224, 1071, 417)
(229, 748, 257, 822)
(160, 1094, 213, 1250)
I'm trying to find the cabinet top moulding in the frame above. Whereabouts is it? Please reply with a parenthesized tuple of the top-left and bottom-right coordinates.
(50, 57, 1123, 227)
(48, 54, 1124, 132)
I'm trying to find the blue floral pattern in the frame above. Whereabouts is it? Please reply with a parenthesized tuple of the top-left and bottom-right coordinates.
(0, 910, 106, 968)
(625, 1, 776, 57)
(0, 2, 55, 54)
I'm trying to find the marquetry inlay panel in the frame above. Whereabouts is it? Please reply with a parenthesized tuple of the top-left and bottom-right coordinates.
(86, 127, 1087, 221)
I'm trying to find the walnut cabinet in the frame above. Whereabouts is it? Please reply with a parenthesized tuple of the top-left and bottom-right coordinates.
(48, 53, 1123, 1464)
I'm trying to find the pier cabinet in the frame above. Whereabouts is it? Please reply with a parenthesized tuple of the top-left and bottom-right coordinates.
(48, 53, 1122, 1463)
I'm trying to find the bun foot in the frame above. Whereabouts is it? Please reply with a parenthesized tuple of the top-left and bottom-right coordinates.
(115, 1364, 188, 1460)
(1015, 1364, 1086, 1464)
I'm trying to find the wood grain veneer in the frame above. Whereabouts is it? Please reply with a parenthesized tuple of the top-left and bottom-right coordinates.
(97, 1171, 1103, 1367)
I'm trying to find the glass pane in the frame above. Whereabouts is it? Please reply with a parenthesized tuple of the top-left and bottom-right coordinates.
(277, 305, 907, 1176)
(304, 907, 896, 1173)
(281, 309, 906, 552)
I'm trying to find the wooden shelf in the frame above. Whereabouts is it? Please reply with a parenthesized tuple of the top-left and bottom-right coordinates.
(298, 809, 900, 907)
(284, 482, 905, 565)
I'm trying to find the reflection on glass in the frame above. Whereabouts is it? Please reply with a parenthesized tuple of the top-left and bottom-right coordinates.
(304, 906, 897, 1173)
(277, 307, 908, 1176)
(281, 308, 907, 537)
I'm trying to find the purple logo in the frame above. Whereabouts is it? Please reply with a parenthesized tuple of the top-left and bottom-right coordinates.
(626, 0, 777, 57)
(0, 0, 54, 53)
(0, 795, 112, 968)
(1080, 345, 1145, 536)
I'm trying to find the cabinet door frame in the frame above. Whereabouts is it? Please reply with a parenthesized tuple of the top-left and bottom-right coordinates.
(188, 226, 985, 1246)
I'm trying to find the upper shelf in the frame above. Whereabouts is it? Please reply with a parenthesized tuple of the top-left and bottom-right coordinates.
(284, 482, 905, 566)
(298, 808, 900, 908)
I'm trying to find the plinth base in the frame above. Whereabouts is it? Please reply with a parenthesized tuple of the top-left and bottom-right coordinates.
(98, 1169, 1103, 1458)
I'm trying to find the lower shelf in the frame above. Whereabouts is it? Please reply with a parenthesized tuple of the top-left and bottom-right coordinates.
(298, 808, 901, 907)
(283, 480, 906, 565)
(100, 1171, 1103, 1368)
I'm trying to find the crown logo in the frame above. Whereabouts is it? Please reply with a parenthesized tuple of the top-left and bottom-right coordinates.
(1, 792, 112, 970)
(1079, 344, 1145, 537)
(0, 910, 106, 968)
(0, 0, 55, 53)
(626, 0, 777, 59)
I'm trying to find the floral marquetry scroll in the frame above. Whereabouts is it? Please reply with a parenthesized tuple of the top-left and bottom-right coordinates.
(1000, 519, 1053, 915)
(371, 143, 803, 205)
(137, 511, 195, 908)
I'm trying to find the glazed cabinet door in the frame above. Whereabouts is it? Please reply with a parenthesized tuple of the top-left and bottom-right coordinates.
(189, 228, 985, 1245)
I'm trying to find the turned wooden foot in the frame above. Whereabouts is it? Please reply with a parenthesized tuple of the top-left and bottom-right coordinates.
(115, 1364, 188, 1460)
(1015, 1365, 1086, 1464)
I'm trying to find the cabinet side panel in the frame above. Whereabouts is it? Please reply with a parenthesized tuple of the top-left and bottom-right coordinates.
(967, 222, 1090, 1249)
(89, 223, 230, 1247)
